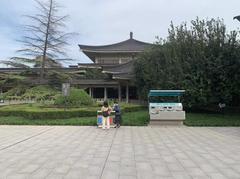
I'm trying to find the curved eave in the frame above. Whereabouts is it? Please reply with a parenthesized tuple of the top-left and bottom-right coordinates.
(112, 77, 131, 80)
(78, 38, 151, 50)
(102, 60, 134, 74)
(78, 65, 102, 69)
(81, 49, 144, 53)
(102, 70, 120, 74)
(79, 38, 152, 62)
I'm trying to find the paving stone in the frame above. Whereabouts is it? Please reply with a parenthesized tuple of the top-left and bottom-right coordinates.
(108, 155, 121, 162)
(104, 161, 120, 174)
(231, 164, 240, 172)
(119, 166, 137, 176)
(6, 174, 29, 179)
(53, 164, 70, 174)
(207, 173, 228, 179)
(0, 126, 239, 179)
(45, 173, 65, 179)
(84, 176, 99, 179)
(136, 162, 153, 171)
(72, 161, 89, 169)
(199, 164, 218, 173)
(171, 172, 192, 179)
(64, 168, 90, 179)
(152, 165, 171, 176)
(220, 168, 240, 178)
(19, 164, 40, 173)
(185, 167, 207, 177)
(119, 175, 137, 179)
(101, 170, 118, 179)
(167, 163, 185, 172)
(120, 159, 135, 167)
(30, 168, 52, 178)
(88, 166, 102, 176)
(137, 171, 164, 179)
(179, 159, 198, 168)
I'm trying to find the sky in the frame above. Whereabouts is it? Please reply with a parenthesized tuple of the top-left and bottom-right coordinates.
(0, 0, 240, 67)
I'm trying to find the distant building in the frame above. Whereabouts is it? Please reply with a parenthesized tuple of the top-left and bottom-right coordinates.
(77, 32, 151, 102)
(0, 32, 152, 103)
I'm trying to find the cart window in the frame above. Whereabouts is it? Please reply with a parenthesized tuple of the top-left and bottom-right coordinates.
(149, 96, 179, 103)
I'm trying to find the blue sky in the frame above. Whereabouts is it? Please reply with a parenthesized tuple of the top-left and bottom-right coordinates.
(0, 0, 240, 67)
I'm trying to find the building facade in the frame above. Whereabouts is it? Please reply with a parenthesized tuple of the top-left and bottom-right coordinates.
(77, 32, 151, 102)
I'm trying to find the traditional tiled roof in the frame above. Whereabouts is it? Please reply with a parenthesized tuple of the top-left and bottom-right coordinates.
(112, 73, 134, 80)
(71, 79, 119, 86)
(79, 38, 150, 53)
(0, 67, 83, 73)
(77, 63, 116, 69)
(102, 60, 134, 74)
(102, 60, 135, 80)
(79, 32, 152, 62)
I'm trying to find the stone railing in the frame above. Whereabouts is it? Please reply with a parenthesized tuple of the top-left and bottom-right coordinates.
(0, 100, 35, 106)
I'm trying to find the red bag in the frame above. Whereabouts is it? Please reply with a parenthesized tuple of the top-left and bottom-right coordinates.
(109, 117, 113, 124)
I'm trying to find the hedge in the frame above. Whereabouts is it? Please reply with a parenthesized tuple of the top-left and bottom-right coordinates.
(0, 104, 146, 119)
(122, 105, 147, 113)
(0, 109, 96, 120)
(54, 88, 93, 107)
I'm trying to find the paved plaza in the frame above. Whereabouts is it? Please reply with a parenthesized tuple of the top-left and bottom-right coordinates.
(0, 126, 239, 179)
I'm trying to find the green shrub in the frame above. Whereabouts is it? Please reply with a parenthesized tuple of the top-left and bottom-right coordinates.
(0, 110, 149, 126)
(4, 96, 22, 100)
(47, 71, 71, 88)
(54, 88, 93, 107)
(0, 109, 97, 119)
(3, 85, 28, 98)
(22, 85, 60, 101)
(0, 103, 146, 120)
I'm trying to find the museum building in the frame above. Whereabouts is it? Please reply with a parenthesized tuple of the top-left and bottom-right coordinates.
(76, 32, 152, 102)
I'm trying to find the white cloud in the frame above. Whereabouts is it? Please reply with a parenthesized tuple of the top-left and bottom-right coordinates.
(1, 0, 240, 66)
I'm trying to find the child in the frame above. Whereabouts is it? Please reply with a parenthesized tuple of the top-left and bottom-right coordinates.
(101, 100, 112, 129)
(113, 101, 121, 128)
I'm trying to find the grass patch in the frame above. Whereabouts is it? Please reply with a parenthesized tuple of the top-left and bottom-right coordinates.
(121, 110, 149, 126)
(0, 110, 149, 126)
(185, 113, 240, 126)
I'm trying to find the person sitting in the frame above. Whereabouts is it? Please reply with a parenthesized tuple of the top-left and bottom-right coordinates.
(113, 101, 121, 128)
(101, 100, 112, 129)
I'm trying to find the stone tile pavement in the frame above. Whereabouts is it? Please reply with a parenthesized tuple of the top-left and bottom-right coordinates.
(0, 125, 239, 179)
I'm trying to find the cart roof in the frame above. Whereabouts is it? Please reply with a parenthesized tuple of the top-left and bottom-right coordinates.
(148, 90, 185, 97)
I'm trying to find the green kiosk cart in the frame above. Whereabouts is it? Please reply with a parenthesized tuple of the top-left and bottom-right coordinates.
(148, 90, 185, 125)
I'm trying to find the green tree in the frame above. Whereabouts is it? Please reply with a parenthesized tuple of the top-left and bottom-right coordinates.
(134, 17, 240, 108)
(3, 0, 74, 79)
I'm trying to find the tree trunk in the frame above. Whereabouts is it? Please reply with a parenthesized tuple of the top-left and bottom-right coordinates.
(40, 0, 53, 80)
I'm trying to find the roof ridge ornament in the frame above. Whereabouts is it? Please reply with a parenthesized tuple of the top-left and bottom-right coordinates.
(130, 32, 133, 39)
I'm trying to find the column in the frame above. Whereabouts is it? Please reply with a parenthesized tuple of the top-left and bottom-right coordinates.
(118, 85, 121, 102)
(104, 87, 107, 101)
(126, 84, 129, 103)
(89, 88, 92, 98)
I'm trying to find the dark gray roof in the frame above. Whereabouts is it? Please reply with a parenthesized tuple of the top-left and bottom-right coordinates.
(0, 67, 84, 73)
(79, 33, 152, 62)
(102, 61, 135, 80)
(71, 79, 119, 87)
(77, 63, 116, 69)
(102, 60, 134, 74)
(79, 38, 151, 53)
(112, 73, 134, 80)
